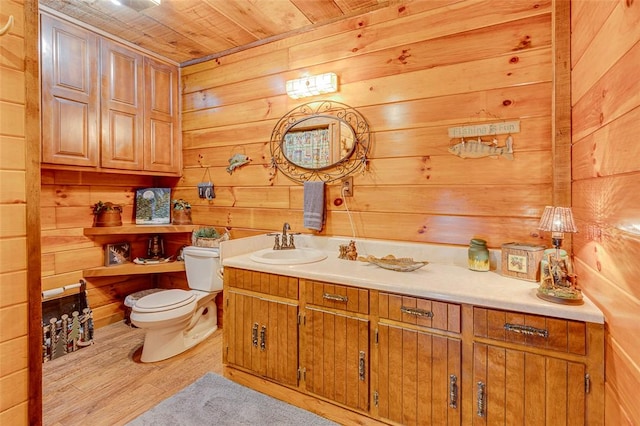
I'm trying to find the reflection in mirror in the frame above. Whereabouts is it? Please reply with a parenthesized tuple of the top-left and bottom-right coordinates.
(270, 101, 370, 184)
(282, 116, 355, 170)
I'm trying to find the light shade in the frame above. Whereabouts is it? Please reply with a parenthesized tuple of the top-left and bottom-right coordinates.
(286, 73, 338, 99)
(537, 206, 578, 233)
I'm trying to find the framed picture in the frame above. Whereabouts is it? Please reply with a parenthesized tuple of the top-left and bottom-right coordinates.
(105, 242, 131, 266)
(135, 188, 171, 224)
(507, 254, 528, 273)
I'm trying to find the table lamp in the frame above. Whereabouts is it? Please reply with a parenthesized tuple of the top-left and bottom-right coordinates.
(536, 206, 583, 304)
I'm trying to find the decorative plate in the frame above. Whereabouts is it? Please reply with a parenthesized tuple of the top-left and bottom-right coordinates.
(357, 255, 428, 272)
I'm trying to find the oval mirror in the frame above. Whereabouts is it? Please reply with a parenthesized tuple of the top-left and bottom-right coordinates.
(270, 101, 370, 183)
(282, 115, 356, 170)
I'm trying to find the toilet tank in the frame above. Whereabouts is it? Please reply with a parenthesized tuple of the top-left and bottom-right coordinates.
(182, 246, 223, 292)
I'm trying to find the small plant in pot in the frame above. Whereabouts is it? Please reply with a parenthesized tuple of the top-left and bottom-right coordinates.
(92, 201, 123, 227)
(171, 199, 192, 225)
(192, 227, 229, 248)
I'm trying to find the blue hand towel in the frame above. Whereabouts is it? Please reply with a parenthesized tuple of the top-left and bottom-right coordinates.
(303, 181, 325, 231)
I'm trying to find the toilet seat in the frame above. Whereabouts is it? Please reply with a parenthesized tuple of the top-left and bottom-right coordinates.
(133, 289, 196, 313)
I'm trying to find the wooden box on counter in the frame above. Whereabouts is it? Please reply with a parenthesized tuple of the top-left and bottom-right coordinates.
(501, 242, 546, 282)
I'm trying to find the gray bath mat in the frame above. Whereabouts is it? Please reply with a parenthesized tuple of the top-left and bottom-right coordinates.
(127, 372, 338, 425)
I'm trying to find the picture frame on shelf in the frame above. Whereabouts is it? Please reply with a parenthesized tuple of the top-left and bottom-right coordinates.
(105, 242, 131, 267)
(135, 188, 171, 225)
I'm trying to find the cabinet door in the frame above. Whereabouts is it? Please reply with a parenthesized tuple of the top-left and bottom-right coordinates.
(473, 343, 586, 425)
(100, 39, 144, 170)
(377, 324, 461, 425)
(144, 57, 180, 174)
(304, 306, 369, 412)
(41, 14, 99, 167)
(226, 291, 298, 386)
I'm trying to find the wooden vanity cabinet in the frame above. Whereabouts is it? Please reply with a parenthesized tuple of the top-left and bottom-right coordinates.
(223, 268, 299, 387)
(471, 307, 604, 425)
(301, 280, 370, 412)
(41, 13, 181, 175)
(222, 268, 603, 426)
(374, 292, 462, 425)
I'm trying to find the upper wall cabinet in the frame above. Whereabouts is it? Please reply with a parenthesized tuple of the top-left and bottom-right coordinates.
(100, 38, 144, 171)
(40, 13, 181, 176)
(41, 14, 99, 168)
(143, 57, 181, 174)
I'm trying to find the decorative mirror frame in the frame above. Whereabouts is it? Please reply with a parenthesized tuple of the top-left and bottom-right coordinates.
(270, 101, 371, 183)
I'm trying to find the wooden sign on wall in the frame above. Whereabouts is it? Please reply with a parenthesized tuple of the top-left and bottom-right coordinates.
(448, 121, 520, 138)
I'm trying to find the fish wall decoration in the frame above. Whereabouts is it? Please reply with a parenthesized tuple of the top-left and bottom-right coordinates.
(448, 135, 514, 160)
(226, 153, 251, 174)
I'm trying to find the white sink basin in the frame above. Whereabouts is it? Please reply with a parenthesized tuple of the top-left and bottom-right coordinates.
(249, 247, 328, 265)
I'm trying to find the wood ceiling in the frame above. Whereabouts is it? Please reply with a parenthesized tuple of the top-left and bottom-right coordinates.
(39, 0, 394, 65)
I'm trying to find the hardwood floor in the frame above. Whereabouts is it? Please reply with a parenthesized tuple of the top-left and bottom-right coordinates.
(42, 321, 223, 426)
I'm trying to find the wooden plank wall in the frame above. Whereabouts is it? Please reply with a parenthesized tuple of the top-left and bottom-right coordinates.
(178, 0, 554, 248)
(0, 0, 34, 423)
(570, 0, 640, 424)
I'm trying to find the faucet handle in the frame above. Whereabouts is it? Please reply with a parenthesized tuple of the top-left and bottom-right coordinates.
(268, 233, 281, 250)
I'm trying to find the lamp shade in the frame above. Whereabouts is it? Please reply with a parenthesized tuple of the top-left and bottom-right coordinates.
(537, 206, 578, 233)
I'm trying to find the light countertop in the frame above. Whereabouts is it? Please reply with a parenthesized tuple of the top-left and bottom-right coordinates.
(220, 235, 604, 324)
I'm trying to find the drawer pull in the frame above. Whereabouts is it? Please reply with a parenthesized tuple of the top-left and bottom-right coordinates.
(252, 323, 259, 347)
(449, 374, 458, 408)
(504, 323, 549, 338)
(476, 381, 485, 417)
(401, 306, 434, 318)
(323, 293, 348, 303)
(260, 325, 267, 351)
(358, 351, 366, 381)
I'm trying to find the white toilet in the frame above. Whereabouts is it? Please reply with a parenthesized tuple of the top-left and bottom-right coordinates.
(130, 246, 223, 362)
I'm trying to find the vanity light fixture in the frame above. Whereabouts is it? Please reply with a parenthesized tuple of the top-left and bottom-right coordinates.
(286, 73, 338, 99)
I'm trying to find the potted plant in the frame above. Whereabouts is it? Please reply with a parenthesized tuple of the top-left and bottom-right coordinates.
(192, 227, 229, 248)
(92, 201, 123, 227)
(171, 199, 192, 225)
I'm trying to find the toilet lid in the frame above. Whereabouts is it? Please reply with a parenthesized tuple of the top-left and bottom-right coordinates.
(134, 289, 196, 312)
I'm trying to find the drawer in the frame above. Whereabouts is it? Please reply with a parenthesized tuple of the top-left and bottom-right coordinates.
(225, 268, 298, 300)
(378, 292, 461, 333)
(473, 307, 586, 355)
(305, 280, 368, 314)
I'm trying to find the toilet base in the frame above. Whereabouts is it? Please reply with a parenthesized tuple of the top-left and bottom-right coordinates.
(138, 301, 218, 363)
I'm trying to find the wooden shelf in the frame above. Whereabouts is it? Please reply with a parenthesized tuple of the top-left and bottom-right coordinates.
(84, 224, 196, 236)
(83, 261, 186, 277)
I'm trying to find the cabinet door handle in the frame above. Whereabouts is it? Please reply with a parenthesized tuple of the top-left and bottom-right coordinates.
(260, 325, 267, 351)
(400, 306, 434, 318)
(252, 323, 259, 347)
(476, 381, 486, 417)
(323, 292, 348, 303)
(449, 374, 458, 408)
(358, 351, 366, 381)
(504, 323, 549, 338)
